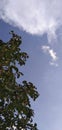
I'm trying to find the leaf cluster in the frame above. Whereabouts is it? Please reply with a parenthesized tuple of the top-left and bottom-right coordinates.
(0, 31, 39, 130)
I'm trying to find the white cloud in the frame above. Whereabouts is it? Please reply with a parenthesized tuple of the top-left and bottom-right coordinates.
(49, 61, 58, 67)
(0, 0, 62, 42)
(42, 45, 58, 66)
(42, 45, 57, 61)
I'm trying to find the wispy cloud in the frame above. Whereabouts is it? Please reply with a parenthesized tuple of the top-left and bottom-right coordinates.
(42, 45, 58, 66)
(0, 0, 62, 42)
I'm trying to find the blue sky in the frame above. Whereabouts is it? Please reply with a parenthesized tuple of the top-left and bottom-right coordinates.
(1, 1, 62, 130)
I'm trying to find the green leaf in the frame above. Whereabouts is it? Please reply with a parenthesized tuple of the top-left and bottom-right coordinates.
(0, 31, 39, 130)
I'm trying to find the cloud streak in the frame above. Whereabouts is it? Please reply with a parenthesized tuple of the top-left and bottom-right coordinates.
(42, 45, 58, 66)
(0, 0, 62, 41)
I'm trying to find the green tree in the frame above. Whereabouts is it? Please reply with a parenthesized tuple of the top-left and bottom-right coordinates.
(0, 31, 39, 130)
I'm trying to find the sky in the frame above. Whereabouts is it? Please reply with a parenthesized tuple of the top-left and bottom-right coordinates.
(0, 0, 62, 130)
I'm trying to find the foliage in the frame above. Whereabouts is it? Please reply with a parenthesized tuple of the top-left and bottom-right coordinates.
(0, 31, 39, 130)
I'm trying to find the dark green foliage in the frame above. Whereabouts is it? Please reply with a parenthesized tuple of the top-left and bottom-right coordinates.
(0, 31, 39, 130)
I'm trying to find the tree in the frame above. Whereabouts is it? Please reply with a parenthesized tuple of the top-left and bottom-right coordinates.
(0, 31, 39, 130)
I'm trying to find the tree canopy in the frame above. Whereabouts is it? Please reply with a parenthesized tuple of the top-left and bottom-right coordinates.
(0, 31, 39, 130)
